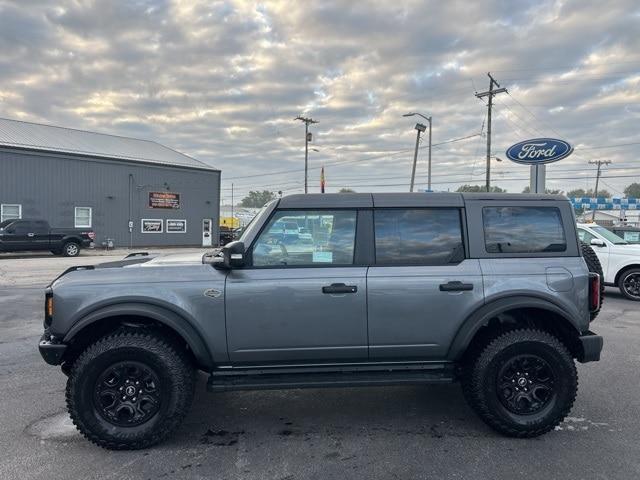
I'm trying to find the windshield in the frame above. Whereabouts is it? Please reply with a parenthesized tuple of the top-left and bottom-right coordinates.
(592, 226, 628, 245)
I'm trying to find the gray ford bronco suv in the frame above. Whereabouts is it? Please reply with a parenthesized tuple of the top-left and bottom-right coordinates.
(39, 193, 603, 449)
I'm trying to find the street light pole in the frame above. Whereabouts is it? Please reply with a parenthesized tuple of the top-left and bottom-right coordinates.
(427, 117, 432, 191)
(409, 123, 426, 192)
(403, 113, 432, 191)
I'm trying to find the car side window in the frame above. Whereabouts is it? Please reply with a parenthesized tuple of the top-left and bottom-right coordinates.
(577, 228, 596, 244)
(11, 221, 31, 234)
(32, 221, 48, 233)
(374, 208, 464, 265)
(252, 210, 357, 267)
(483, 207, 566, 253)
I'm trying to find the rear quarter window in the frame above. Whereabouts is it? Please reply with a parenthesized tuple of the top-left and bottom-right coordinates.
(483, 206, 566, 254)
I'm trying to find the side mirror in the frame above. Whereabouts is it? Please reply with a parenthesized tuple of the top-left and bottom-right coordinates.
(590, 238, 606, 248)
(222, 241, 245, 269)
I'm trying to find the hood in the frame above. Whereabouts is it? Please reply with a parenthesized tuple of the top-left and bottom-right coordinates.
(609, 244, 640, 256)
(135, 251, 209, 266)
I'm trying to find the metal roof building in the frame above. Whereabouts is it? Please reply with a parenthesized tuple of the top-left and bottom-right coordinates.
(0, 118, 220, 249)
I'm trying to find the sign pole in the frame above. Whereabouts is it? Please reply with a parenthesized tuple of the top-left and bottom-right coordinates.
(529, 164, 546, 193)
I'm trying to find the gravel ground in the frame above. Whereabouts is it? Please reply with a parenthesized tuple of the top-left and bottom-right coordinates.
(0, 254, 638, 479)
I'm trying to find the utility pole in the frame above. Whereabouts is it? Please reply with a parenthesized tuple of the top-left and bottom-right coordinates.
(589, 160, 611, 221)
(295, 116, 318, 193)
(475, 73, 507, 192)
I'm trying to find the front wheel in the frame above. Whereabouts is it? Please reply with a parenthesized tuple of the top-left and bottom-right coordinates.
(618, 268, 640, 301)
(66, 331, 195, 450)
(461, 329, 577, 437)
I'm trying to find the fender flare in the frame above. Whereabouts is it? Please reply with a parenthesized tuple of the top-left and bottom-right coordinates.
(61, 235, 83, 245)
(62, 302, 214, 369)
(446, 295, 582, 361)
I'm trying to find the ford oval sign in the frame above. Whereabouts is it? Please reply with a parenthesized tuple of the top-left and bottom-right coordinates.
(505, 138, 573, 165)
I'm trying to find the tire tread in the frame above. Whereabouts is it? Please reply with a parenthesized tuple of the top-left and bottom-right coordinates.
(461, 328, 578, 438)
(66, 330, 195, 450)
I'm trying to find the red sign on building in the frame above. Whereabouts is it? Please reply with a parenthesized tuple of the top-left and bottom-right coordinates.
(149, 192, 180, 209)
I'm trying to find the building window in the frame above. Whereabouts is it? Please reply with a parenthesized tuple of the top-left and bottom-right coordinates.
(74, 207, 92, 228)
(1, 204, 22, 222)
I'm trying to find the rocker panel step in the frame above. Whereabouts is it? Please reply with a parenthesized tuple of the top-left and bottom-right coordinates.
(207, 367, 455, 392)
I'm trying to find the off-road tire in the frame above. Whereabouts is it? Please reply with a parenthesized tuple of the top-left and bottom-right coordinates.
(66, 330, 195, 450)
(617, 267, 640, 301)
(461, 328, 577, 438)
(62, 241, 80, 257)
(580, 241, 604, 319)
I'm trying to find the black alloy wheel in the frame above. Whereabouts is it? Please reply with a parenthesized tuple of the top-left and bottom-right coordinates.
(496, 354, 555, 415)
(93, 361, 161, 427)
(620, 269, 640, 301)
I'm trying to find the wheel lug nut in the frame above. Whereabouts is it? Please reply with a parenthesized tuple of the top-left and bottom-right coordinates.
(132, 397, 137, 401)
(122, 396, 126, 400)
(139, 390, 143, 394)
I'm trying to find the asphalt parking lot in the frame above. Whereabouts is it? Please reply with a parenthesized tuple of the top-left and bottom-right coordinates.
(1, 252, 639, 479)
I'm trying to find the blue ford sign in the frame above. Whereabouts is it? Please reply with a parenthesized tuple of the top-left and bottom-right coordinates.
(505, 138, 573, 165)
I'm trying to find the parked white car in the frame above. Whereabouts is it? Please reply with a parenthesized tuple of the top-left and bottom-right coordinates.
(577, 223, 640, 300)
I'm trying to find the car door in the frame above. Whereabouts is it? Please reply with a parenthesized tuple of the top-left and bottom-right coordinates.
(31, 220, 51, 250)
(367, 207, 484, 359)
(0, 220, 32, 251)
(225, 208, 368, 363)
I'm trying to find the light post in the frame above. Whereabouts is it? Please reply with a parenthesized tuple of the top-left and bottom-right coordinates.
(403, 113, 432, 191)
(408, 122, 426, 192)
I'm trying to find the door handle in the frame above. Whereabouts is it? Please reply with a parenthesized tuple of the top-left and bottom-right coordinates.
(322, 283, 358, 294)
(27, 233, 35, 237)
(439, 281, 473, 292)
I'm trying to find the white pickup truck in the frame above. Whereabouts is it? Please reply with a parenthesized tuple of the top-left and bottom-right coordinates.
(577, 223, 640, 300)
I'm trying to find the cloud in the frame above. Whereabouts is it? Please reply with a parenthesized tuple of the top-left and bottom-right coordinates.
(1, 0, 639, 201)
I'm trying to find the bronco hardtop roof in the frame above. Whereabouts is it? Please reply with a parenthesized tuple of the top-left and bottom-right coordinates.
(277, 192, 568, 209)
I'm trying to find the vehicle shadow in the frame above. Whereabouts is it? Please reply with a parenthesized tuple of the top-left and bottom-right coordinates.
(174, 373, 493, 447)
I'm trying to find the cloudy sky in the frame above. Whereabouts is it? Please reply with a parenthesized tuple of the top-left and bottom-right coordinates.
(1, 0, 639, 202)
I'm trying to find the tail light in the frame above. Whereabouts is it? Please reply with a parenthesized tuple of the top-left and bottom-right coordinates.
(588, 272, 601, 313)
(87, 231, 96, 240)
(44, 289, 54, 327)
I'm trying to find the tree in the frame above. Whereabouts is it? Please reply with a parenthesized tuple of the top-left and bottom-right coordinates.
(624, 183, 640, 198)
(338, 188, 356, 193)
(456, 184, 507, 193)
(566, 188, 586, 198)
(566, 188, 611, 198)
(522, 186, 563, 194)
(239, 190, 276, 208)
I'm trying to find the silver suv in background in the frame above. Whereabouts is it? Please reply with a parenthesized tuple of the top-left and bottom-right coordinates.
(39, 193, 603, 449)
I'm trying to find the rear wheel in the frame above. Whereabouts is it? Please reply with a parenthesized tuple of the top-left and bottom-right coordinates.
(618, 267, 640, 301)
(461, 329, 577, 437)
(66, 331, 195, 450)
(62, 241, 80, 257)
